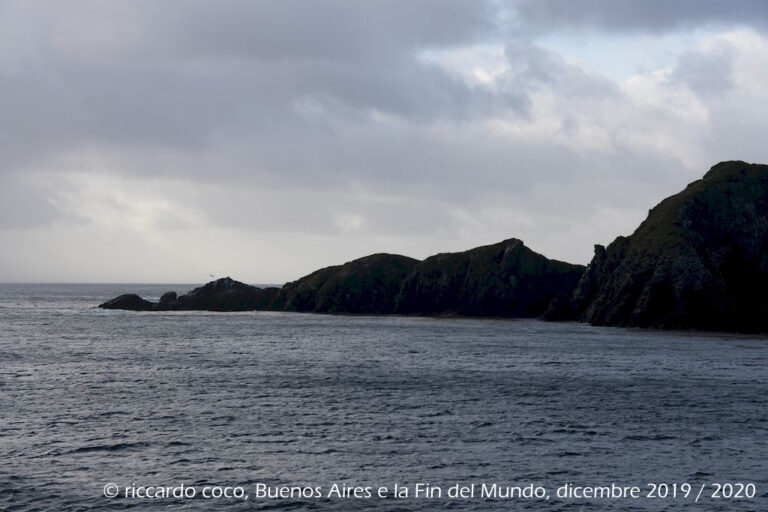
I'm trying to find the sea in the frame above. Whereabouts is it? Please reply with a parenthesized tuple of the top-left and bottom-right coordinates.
(1, 283, 767, 511)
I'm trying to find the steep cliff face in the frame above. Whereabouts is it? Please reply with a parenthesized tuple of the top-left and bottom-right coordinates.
(395, 238, 585, 317)
(280, 253, 419, 314)
(557, 161, 768, 331)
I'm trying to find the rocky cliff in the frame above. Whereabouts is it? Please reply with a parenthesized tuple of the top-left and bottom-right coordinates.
(101, 160, 768, 331)
(395, 238, 584, 316)
(99, 241, 583, 317)
(280, 253, 419, 314)
(544, 160, 768, 332)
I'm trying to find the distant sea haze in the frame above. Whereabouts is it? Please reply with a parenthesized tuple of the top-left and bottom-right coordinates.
(2, 283, 767, 510)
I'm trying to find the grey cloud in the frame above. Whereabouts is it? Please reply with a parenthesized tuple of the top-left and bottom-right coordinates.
(154, 0, 495, 62)
(3, 0, 768, 281)
(670, 44, 736, 95)
(512, 0, 768, 34)
(501, 43, 619, 104)
(194, 185, 463, 238)
(0, 0, 500, 176)
(0, 174, 63, 229)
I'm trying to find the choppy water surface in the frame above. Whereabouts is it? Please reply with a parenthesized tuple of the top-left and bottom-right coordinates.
(1, 283, 767, 511)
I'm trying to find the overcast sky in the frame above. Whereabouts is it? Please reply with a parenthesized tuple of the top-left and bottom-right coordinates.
(2, 0, 768, 283)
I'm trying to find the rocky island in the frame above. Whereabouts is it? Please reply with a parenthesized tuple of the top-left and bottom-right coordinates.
(100, 239, 584, 318)
(100, 161, 768, 332)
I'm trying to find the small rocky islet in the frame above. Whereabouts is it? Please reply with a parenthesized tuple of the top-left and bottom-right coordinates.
(100, 160, 768, 332)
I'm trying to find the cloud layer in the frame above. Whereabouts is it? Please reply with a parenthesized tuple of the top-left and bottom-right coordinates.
(3, 1, 768, 282)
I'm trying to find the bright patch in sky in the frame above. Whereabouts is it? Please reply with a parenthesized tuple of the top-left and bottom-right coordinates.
(537, 27, 723, 80)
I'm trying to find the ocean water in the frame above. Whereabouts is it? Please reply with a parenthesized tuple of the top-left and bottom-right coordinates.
(1, 283, 767, 511)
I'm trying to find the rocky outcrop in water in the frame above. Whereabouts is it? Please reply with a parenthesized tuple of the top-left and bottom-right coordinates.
(99, 277, 282, 312)
(544, 160, 768, 332)
(99, 293, 156, 311)
(99, 241, 583, 317)
(169, 276, 280, 311)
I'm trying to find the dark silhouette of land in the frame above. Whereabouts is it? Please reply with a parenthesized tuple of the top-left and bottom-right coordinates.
(543, 160, 768, 332)
(101, 240, 584, 318)
(100, 161, 768, 332)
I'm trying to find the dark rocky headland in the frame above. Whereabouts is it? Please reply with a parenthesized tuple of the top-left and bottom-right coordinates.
(543, 160, 768, 332)
(100, 161, 768, 332)
(100, 239, 584, 318)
